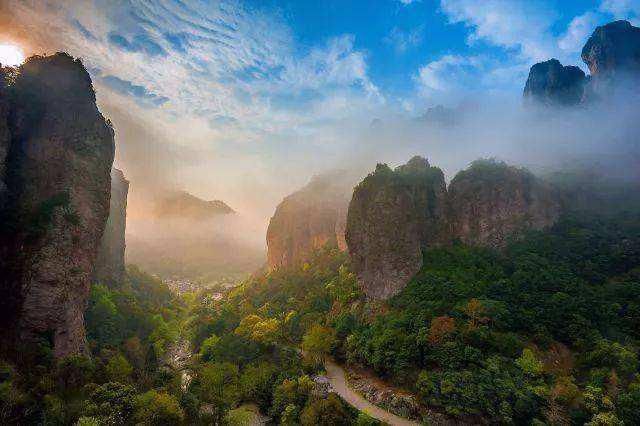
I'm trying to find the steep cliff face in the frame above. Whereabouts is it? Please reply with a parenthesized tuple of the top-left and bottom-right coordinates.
(0, 53, 114, 358)
(346, 158, 560, 300)
(0, 67, 10, 211)
(449, 160, 560, 248)
(345, 157, 448, 300)
(267, 172, 353, 270)
(523, 59, 586, 106)
(94, 168, 129, 288)
(582, 20, 640, 77)
(523, 20, 640, 104)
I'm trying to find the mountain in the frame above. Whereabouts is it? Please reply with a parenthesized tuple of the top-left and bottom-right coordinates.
(94, 168, 129, 288)
(345, 157, 448, 300)
(523, 59, 586, 106)
(153, 190, 234, 220)
(448, 160, 560, 248)
(126, 189, 262, 283)
(0, 53, 114, 358)
(524, 20, 640, 105)
(266, 171, 353, 270)
(346, 158, 560, 300)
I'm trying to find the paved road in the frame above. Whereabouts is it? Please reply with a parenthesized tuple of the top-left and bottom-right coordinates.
(324, 358, 421, 426)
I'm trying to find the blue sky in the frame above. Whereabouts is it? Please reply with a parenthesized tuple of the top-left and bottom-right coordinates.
(9, 0, 639, 129)
(5, 0, 640, 214)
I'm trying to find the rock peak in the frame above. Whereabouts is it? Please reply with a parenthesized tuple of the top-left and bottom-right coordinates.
(523, 59, 586, 106)
(397, 155, 430, 173)
(582, 19, 640, 77)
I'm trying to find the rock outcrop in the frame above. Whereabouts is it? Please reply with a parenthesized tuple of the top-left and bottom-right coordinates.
(582, 20, 640, 78)
(0, 67, 10, 211)
(345, 157, 448, 300)
(346, 158, 560, 300)
(523, 59, 586, 106)
(94, 168, 129, 288)
(0, 53, 114, 358)
(524, 20, 640, 104)
(267, 171, 353, 270)
(448, 160, 560, 248)
(582, 20, 640, 97)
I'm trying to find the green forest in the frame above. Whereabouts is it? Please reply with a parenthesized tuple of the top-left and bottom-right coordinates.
(2, 208, 640, 425)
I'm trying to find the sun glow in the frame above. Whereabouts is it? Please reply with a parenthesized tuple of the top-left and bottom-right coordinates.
(0, 44, 25, 67)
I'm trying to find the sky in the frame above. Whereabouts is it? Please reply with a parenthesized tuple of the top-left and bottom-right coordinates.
(1, 0, 639, 224)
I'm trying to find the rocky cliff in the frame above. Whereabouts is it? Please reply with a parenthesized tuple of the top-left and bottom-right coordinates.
(582, 20, 640, 97)
(448, 160, 560, 248)
(346, 158, 560, 300)
(94, 168, 129, 288)
(523, 59, 586, 106)
(267, 171, 353, 270)
(0, 67, 10, 211)
(0, 53, 114, 359)
(345, 157, 448, 300)
(525, 20, 640, 104)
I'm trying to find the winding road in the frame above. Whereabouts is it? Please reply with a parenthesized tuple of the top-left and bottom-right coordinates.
(324, 358, 421, 426)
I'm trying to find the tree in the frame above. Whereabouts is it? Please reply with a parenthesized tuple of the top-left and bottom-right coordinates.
(133, 390, 184, 425)
(105, 353, 133, 383)
(197, 362, 240, 423)
(235, 314, 281, 345)
(199, 334, 220, 361)
(427, 316, 456, 345)
(463, 298, 489, 330)
(300, 394, 350, 426)
(239, 361, 277, 410)
(301, 325, 336, 363)
(83, 382, 136, 425)
(516, 349, 543, 376)
(270, 376, 315, 422)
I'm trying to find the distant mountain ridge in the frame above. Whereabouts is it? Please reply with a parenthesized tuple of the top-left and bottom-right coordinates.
(153, 190, 234, 220)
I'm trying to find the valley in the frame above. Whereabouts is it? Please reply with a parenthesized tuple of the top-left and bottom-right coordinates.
(0, 6, 640, 426)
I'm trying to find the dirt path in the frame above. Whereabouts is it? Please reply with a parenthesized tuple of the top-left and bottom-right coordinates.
(324, 358, 421, 426)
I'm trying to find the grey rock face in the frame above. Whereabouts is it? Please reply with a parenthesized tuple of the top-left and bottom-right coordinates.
(94, 168, 129, 288)
(582, 20, 640, 97)
(448, 160, 560, 248)
(345, 157, 448, 300)
(346, 158, 561, 300)
(582, 20, 640, 77)
(523, 59, 586, 106)
(0, 53, 114, 358)
(0, 67, 10, 211)
(267, 171, 352, 270)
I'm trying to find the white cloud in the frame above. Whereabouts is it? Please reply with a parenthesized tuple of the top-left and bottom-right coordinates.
(415, 54, 484, 102)
(383, 26, 424, 53)
(559, 11, 606, 54)
(440, 0, 557, 62)
(398, 0, 420, 4)
(6, 0, 382, 145)
(600, 0, 640, 16)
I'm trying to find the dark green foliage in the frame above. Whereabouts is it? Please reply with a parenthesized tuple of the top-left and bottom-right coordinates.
(201, 211, 640, 424)
(0, 267, 185, 424)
